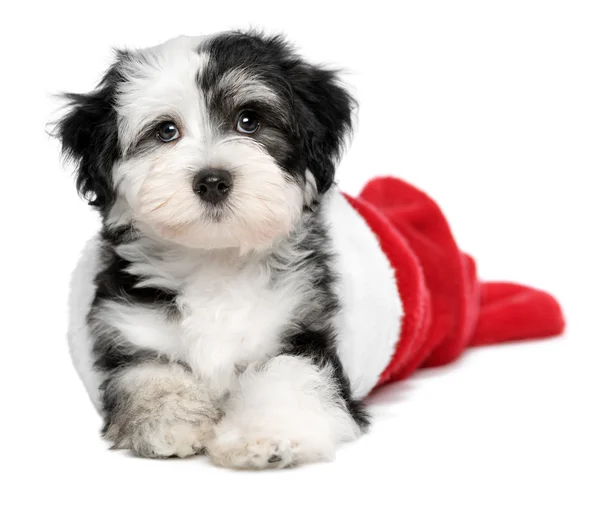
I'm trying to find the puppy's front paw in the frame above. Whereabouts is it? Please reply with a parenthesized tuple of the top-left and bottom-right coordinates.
(205, 355, 363, 469)
(108, 418, 213, 459)
(207, 430, 300, 469)
(206, 419, 337, 470)
(103, 364, 220, 458)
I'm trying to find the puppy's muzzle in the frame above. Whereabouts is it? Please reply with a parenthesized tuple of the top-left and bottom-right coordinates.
(193, 169, 233, 205)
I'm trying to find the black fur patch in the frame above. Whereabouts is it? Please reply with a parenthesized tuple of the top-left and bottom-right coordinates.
(94, 240, 178, 311)
(54, 56, 127, 212)
(279, 207, 370, 430)
(201, 31, 355, 194)
(89, 229, 179, 373)
(283, 325, 370, 430)
(94, 342, 160, 376)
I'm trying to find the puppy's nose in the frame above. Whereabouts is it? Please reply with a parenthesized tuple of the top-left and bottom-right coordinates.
(192, 169, 233, 204)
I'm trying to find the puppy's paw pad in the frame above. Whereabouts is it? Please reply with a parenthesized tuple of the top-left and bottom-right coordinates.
(208, 435, 297, 469)
(108, 421, 211, 459)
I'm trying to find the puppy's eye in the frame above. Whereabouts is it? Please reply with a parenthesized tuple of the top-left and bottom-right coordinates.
(236, 111, 260, 134)
(157, 122, 180, 142)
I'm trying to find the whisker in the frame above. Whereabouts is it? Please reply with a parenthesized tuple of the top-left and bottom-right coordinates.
(149, 193, 176, 212)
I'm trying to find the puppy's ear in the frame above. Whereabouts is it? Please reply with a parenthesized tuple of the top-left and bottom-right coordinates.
(54, 58, 124, 211)
(287, 62, 354, 194)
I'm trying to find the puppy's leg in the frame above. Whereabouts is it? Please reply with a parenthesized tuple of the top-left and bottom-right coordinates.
(102, 361, 220, 458)
(207, 355, 366, 469)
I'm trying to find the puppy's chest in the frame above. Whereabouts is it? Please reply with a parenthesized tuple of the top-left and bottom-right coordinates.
(130, 258, 302, 394)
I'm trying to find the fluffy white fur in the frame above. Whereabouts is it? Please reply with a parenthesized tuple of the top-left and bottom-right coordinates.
(207, 355, 360, 468)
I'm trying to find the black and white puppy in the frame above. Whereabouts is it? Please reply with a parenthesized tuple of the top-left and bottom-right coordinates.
(57, 32, 402, 468)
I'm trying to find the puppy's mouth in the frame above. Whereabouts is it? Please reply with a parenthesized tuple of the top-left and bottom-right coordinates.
(201, 203, 229, 223)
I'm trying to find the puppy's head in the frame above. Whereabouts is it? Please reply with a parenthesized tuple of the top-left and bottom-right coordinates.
(55, 32, 354, 251)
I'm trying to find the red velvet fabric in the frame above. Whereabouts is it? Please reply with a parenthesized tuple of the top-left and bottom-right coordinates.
(343, 177, 565, 386)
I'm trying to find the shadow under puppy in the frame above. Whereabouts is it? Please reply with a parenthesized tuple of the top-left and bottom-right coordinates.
(56, 31, 565, 469)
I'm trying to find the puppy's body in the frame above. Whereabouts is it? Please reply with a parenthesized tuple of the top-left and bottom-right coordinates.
(69, 190, 400, 465)
(60, 32, 401, 467)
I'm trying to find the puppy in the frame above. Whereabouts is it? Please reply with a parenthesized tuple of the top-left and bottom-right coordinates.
(57, 31, 403, 468)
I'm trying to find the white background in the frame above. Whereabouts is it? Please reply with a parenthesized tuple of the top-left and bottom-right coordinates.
(2, 1, 599, 504)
